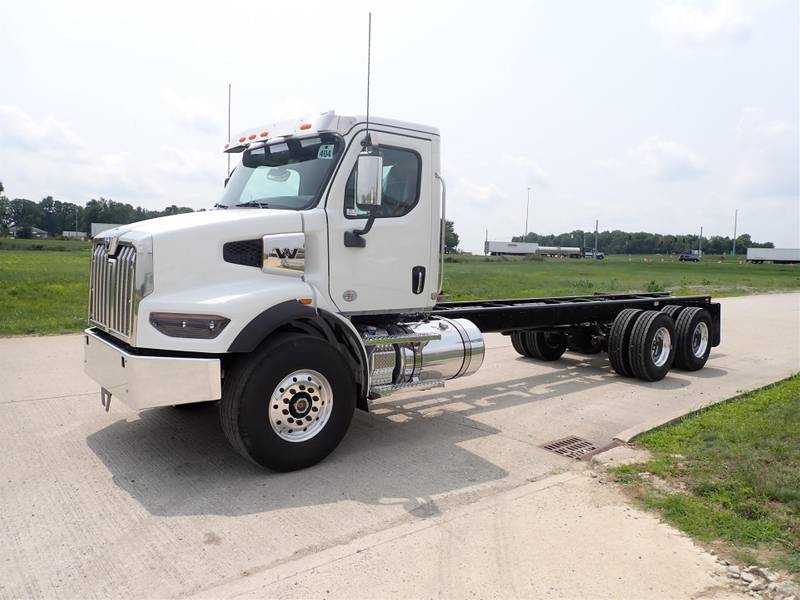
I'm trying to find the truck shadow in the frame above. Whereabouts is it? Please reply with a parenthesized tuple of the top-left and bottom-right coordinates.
(85, 354, 726, 519)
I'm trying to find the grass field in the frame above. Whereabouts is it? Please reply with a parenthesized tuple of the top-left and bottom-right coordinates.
(613, 375, 800, 577)
(0, 238, 798, 335)
(443, 254, 800, 300)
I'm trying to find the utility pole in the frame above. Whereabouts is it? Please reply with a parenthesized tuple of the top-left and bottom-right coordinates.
(524, 187, 531, 241)
(731, 209, 738, 256)
(582, 231, 586, 255)
(594, 219, 599, 257)
(698, 226, 703, 257)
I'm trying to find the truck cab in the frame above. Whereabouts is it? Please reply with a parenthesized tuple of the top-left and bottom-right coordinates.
(84, 111, 720, 472)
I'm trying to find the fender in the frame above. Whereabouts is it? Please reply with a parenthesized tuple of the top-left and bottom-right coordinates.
(227, 301, 371, 408)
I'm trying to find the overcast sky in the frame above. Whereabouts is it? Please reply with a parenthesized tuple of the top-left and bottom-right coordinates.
(2, 0, 797, 253)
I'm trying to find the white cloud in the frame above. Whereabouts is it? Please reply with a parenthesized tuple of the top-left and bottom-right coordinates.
(165, 92, 222, 136)
(0, 104, 160, 202)
(632, 136, 708, 181)
(0, 104, 86, 153)
(504, 155, 550, 186)
(652, 0, 752, 44)
(455, 177, 508, 203)
(734, 108, 799, 197)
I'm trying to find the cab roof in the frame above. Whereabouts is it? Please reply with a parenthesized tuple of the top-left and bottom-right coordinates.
(224, 110, 439, 153)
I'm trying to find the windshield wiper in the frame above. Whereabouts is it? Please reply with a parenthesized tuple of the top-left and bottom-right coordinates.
(235, 201, 270, 208)
(212, 203, 228, 210)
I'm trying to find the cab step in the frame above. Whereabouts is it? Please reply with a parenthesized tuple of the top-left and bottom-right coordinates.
(370, 379, 445, 397)
(362, 332, 441, 346)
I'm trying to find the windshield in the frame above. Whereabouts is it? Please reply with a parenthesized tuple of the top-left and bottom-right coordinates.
(218, 133, 343, 210)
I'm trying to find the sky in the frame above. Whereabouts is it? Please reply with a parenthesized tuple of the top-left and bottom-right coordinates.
(1, 0, 798, 253)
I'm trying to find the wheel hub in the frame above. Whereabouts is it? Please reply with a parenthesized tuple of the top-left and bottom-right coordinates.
(268, 369, 333, 443)
(651, 327, 672, 367)
(692, 322, 709, 358)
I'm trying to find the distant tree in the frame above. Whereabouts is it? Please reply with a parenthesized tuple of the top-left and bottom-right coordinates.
(444, 220, 460, 252)
(512, 229, 774, 255)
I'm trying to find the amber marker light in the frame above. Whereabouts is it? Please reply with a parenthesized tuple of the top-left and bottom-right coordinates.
(298, 298, 313, 305)
(239, 136, 246, 143)
(299, 123, 312, 130)
(259, 131, 269, 138)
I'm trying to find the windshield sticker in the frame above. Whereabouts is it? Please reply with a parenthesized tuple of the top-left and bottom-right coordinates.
(317, 144, 334, 160)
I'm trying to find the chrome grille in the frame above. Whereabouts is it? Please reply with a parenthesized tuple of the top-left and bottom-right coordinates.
(89, 242, 137, 340)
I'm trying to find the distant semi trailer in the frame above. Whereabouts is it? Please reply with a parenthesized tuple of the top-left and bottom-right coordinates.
(538, 245, 582, 258)
(746, 248, 800, 264)
(485, 241, 539, 255)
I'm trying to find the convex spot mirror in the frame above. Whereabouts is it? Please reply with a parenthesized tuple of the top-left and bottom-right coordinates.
(355, 146, 383, 210)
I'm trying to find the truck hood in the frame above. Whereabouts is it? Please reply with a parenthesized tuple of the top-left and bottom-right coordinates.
(96, 208, 302, 240)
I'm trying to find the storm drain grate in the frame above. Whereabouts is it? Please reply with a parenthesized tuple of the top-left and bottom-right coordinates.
(541, 436, 598, 459)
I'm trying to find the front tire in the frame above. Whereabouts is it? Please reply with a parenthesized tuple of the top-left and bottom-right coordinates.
(220, 334, 356, 471)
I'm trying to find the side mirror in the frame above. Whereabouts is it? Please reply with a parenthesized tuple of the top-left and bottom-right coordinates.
(355, 147, 383, 210)
(345, 140, 383, 248)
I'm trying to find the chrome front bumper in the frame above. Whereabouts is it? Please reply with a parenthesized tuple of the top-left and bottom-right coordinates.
(83, 328, 221, 410)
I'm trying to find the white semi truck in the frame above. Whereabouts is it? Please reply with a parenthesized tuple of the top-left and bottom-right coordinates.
(84, 111, 721, 471)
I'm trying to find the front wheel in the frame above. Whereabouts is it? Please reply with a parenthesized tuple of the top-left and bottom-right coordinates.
(220, 334, 356, 471)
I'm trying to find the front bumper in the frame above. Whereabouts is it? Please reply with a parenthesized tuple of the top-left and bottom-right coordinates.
(83, 328, 221, 410)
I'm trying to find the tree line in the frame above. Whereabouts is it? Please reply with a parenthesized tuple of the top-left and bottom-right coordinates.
(511, 229, 774, 255)
(0, 182, 193, 238)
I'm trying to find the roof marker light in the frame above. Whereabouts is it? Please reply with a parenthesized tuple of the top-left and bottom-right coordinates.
(299, 123, 312, 130)
(248, 133, 257, 140)
(224, 143, 229, 149)
(239, 136, 246, 143)
(259, 131, 269, 138)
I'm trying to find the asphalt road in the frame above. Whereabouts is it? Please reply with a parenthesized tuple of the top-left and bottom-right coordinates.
(1, 293, 797, 599)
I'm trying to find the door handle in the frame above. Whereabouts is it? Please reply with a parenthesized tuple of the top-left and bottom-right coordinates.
(412, 266, 426, 295)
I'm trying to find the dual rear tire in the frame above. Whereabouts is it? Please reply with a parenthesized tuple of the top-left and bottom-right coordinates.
(511, 331, 567, 361)
(512, 306, 713, 383)
(607, 306, 712, 380)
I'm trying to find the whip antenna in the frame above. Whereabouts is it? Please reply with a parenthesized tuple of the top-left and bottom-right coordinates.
(364, 12, 372, 146)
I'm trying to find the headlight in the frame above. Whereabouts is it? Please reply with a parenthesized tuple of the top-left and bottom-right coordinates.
(149, 313, 230, 339)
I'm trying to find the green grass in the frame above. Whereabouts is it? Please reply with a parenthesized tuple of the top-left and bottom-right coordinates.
(613, 375, 800, 576)
(0, 248, 90, 335)
(0, 240, 798, 335)
(0, 238, 91, 252)
(442, 254, 800, 301)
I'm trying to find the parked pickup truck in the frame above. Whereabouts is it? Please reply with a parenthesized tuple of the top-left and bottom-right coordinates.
(84, 111, 721, 471)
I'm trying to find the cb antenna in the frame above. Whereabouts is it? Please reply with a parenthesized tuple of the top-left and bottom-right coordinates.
(364, 12, 373, 147)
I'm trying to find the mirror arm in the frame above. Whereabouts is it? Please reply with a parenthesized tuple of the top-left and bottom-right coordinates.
(344, 208, 376, 248)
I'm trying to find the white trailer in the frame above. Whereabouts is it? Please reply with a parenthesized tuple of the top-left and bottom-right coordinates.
(484, 240, 539, 255)
(746, 248, 800, 264)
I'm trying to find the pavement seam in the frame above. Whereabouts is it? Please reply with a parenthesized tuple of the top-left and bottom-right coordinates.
(187, 471, 582, 599)
(0, 390, 97, 405)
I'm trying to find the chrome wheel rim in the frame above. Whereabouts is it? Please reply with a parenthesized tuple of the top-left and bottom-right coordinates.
(268, 369, 333, 443)
(651, 327, 671, 367)
(692, 322, 709, 358)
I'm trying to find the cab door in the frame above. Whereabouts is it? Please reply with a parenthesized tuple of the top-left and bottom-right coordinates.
(326, 129, 435, 313)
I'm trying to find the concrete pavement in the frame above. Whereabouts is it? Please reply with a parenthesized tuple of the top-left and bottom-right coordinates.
(0, 293, 797, 599)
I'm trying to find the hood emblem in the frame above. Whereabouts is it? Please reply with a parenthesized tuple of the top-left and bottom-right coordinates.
(103, 236, 120, 257)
